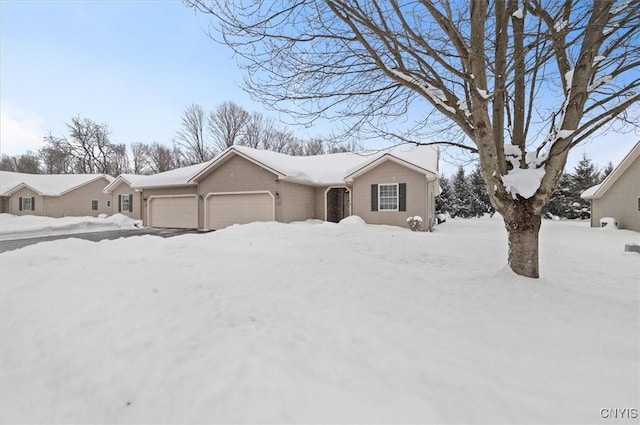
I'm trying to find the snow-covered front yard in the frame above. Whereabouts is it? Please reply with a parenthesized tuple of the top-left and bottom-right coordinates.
(0, 213, 142, 241)
(1, 217, 638, 423)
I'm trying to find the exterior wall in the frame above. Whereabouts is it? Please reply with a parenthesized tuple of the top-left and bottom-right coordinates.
(9, 188, 45, 216)
(111, 183, 142, 221)
(315, 187, 327, 220)
(140, 186, 197, 227)
(352, 160, 427, 229)
(196, 155, 282, 228)
(426, 179, 438, 230)
(0, 196, 9, 214)
(280, 181, 316, 223)
(591, 156, 640, 231)
(44, 178, 112, 218)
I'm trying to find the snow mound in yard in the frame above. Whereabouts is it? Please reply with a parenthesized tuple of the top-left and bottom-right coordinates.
(599, 217, 618, 230)
(0, 213, 142, 240)
(0, 219, 638, 424)
(338, 215, 366, 225)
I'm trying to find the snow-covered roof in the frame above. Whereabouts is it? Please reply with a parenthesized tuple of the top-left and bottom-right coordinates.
(582, 141, 639, 200)
(190, 144, 440, 186)
(104, 161, 215, 192)
(580, 183, 601, 200)
(0, 171, 113, 197)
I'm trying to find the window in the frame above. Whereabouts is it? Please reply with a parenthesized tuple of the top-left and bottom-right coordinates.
(371, 183, 406, 212)
(20, 196, 34, 211)
(107, 200, 111, 207)
(91, 200, 98, 211)
(379, 183, 398, 211)
(637, 197, 640, 212)
(121, 195, 131, 213)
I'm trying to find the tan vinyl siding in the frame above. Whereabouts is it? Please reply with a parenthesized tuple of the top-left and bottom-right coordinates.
(10, 178, 111, 218)
(426, 179, 438, 229)
(43, 178, 112, 217)
(9, 189, 44, 216)
(196, 155, 282, 228)
(591, 156, 640, 231)
(280, 181, 316, 222)
(352, 160, 427, 228)
(315, 187, 328, 220)
(112, 183, 142, 220)
(140, 187, 198, 227)
(0, 197, 8, 214)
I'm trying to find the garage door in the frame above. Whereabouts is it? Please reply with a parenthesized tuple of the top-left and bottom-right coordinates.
(207, 192, 274, 230)
(148, 196, 198, 229)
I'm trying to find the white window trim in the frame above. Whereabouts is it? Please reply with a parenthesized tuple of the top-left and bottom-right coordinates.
(121, 194, 131, 212)
(21, 197, 33, 211)
(378, 183, 399, 212)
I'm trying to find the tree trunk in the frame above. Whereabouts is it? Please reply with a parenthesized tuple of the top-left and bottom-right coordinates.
(503, 205, 542, 278)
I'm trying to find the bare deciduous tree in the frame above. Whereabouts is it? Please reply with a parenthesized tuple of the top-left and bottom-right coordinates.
(0, 154, 16, 172)
(0, 152, 41, 173)
(209, 101, 250, 152)
(109, 143, 130, 175)
(130, 142, 151, 175)
(148, 142, 184, 173)
(238, 111, 268, 149)
(187, 0, 640, 278)
(65, 115, 126, 175)
(40, 133, 74, 174)
(174, 104, 213, 164)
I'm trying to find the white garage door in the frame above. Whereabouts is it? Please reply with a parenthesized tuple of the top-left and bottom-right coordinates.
(207, 192, 274, 230)
(148, 196, 198, 229)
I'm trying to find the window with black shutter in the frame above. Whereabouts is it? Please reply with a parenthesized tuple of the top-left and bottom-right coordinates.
(399, 183, 407, 212)
(371, 184, 378, 211)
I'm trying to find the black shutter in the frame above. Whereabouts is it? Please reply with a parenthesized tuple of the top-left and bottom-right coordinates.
(118, 195, 122, 212)
(371, 184, 378, 211)
(19, 197, 23, 211)
(399, 183, 406, 212)
(129, 194, 133, 212)
(31, 197, 35, 211)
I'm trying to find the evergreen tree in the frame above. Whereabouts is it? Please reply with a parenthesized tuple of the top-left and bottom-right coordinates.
(600, 161, 614, 181)
(435, 175, 453, 215)
(569, 154, 599, 218)
(451, 166, 472, 218)
(468, 163, 493, 217)
(544, 173, 572, 219)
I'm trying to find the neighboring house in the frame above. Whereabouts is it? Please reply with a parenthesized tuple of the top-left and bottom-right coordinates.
(581, 141, 640, 231)
(0, 171, 114, 217)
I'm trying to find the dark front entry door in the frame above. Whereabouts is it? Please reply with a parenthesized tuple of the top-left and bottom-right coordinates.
(327, 187, 350, 223)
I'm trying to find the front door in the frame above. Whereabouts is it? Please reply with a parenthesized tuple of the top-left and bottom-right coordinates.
(326, 187, 350, 223)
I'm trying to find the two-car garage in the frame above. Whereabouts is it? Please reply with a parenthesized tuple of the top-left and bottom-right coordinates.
(206, 192, 274, 230)
(147, 192, 275, 230)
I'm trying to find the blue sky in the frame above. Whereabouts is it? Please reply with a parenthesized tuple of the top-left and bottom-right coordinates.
(1, 0, 637, 178)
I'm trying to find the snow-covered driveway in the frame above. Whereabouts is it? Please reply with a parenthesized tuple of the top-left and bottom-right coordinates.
(1, 217, 638, 423)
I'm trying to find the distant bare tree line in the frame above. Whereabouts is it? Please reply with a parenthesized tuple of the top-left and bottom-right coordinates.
(1, 101, 359, 175)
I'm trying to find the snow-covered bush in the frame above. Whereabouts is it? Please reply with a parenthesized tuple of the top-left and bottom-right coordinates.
(406, 216, 423, 231)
